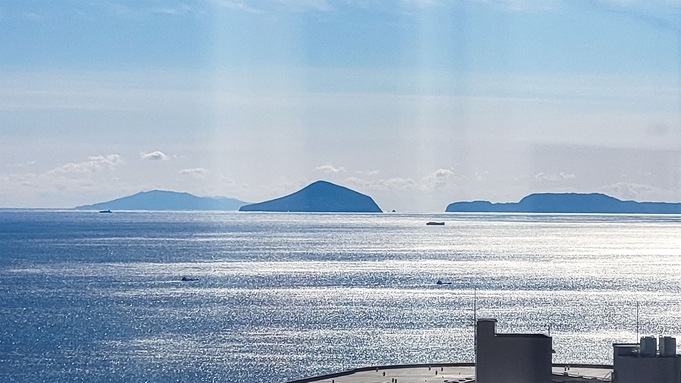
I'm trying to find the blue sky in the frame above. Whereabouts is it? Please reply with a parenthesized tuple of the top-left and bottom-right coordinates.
(2, 0, 681, 211)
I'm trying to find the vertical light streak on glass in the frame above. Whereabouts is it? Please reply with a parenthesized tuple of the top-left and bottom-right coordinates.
(205, 6, 308, 200)
(676, 30, 681, 201)
(410, 5, 473, 209)
(414, 7, 438, 175)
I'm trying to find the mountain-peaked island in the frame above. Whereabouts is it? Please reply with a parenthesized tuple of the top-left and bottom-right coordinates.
(239, 180, 382, 212)
(75, 190, 247, 211)
(446, 193, 681, 214)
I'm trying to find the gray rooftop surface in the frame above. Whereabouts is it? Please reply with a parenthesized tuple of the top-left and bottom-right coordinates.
(289, 364, 613, 383)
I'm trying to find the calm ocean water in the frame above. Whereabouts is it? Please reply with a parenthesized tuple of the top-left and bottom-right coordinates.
(1, 210, 681, 382)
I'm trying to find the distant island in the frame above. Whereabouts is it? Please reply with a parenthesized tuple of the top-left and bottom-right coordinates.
(239, 180, 382, 212)
(75, 190, 248, 211)
(446, 193, 681, 214)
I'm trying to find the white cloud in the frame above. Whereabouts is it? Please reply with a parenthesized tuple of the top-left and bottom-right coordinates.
(474, 171, 489, 181)
(0, 154, 136, 207)
(593, 0, 681, 30)
(315, 163, 346, 173)
(396, 0, 681, 16)
(449, 0, 556, 12)
(208, 0, 365, 13)
(154, 8, 181, 15)
(47, 155, 122, 174)
(208, 0, 264, 13)
(534, 172, 576, 182)
(465, 0, 681, 14)
(346, 168, 462, 193)
(5, 161, 37, 168)
(399, 0, 439, 8)
(345, 176, 419, 191)
(24, 12, 43, 21)
(599, 0, 681, 12)
(422, 168, 460, 189)
(355, 169, 380, 175)
(141, 151, 169, 161)
(344, 173, 465, 212)
(601, 182, 669, 201)
(180, 168, 209, 175)
(273, 0, 334, 11)
(425, 168, 454, 178)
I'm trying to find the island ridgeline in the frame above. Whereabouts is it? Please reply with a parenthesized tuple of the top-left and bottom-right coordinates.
(446, 193, 681, 214)
(75, 190, 248, 211)
(239, 180, 382, 212)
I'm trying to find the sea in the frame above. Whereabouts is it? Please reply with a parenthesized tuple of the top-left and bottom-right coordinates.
(2, 210, 681, 382)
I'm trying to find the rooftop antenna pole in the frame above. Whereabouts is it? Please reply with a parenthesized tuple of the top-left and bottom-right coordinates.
(636, 301, 640, 342)
(474, 287, 477, 359)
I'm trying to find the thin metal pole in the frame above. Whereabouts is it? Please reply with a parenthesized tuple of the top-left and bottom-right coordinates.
(474, 287, 477, 358)
(474, 287, 477, 324)
(636, 301, 640, 341)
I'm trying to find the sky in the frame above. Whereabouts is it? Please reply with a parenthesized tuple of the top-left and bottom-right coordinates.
(2, 0, 681, 211)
